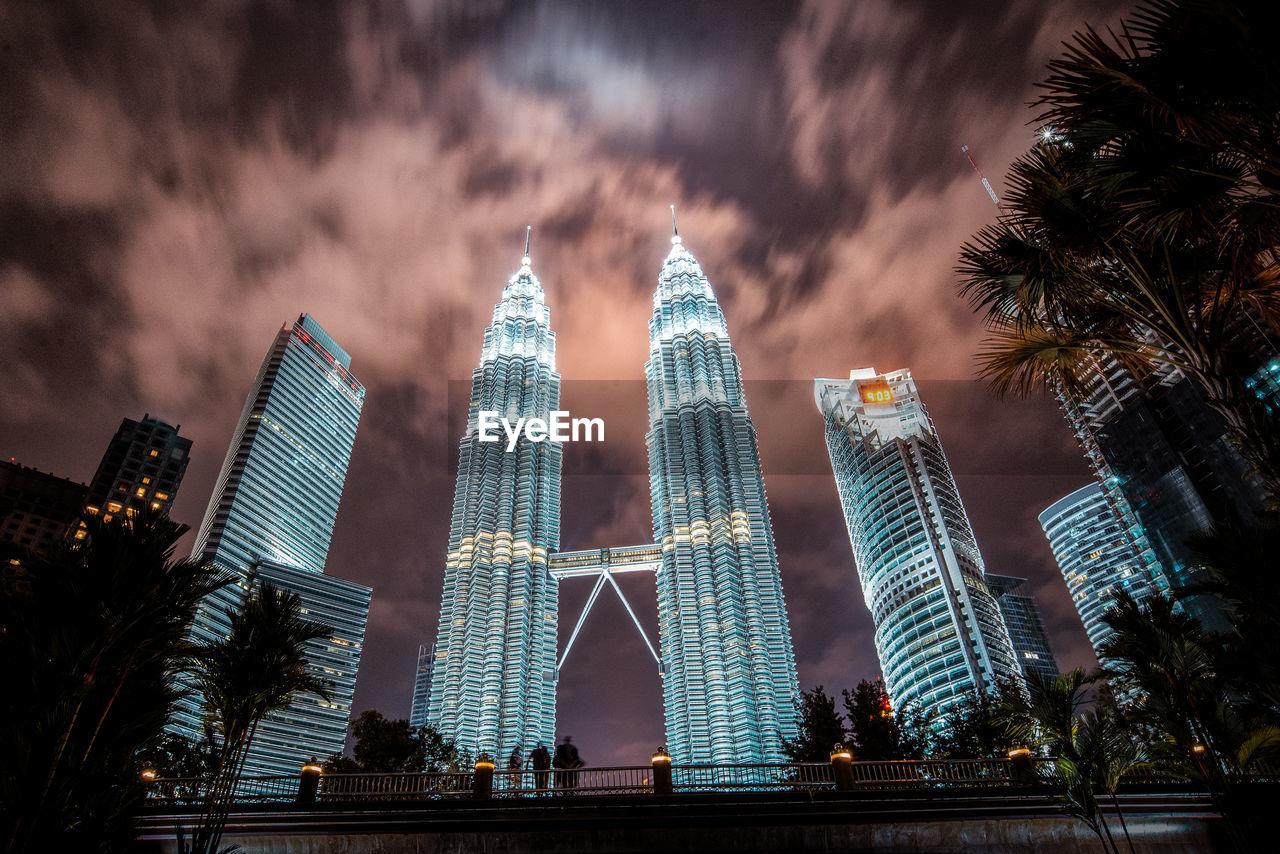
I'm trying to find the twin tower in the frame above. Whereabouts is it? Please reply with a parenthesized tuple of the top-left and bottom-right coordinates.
(426, 226, 801, 763)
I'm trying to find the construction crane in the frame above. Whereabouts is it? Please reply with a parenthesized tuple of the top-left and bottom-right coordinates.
(960, 144, 1006, 216)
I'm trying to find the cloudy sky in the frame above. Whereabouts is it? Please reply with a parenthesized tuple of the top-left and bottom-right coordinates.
(2, 0, 1134, 765)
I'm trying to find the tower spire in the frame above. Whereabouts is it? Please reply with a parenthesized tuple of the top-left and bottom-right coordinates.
(670, 205, 681, 244)
(522, 225, 532, 267)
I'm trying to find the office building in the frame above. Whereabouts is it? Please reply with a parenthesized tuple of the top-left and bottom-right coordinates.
(1059, 357, 1267, 631)
(408, 644, 433, 730)
(815, 368, 1022, 719)
(172, 313, 367, 776)
(984, 574, 1059, 682)
(85, 415, 191, 520)
(427, 243, 562, 761)
(1039, 482, 1164, 658)
(245, 559, 371, 774)
(645, 229, 800, 763)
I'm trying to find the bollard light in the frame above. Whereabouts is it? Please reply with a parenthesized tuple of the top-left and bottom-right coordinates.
(651, 746, 673, 796)
(473, 756, 495, 800)
(296, 757, 323, 806)
(1007, 746, 1036, 786)
(830, 742, 855, 792)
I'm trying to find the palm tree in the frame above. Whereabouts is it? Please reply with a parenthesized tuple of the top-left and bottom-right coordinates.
(1, 513, 228, 853)
(957, 0, 1280, 505)
(1097, 590, 1278, 850)
(1188, 522, 1280, 722)
(183, 582, 331, 854)
(999, 668, 1145, 854)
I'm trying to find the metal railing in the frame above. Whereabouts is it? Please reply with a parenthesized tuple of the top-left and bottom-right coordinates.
(847, 758, 1021, 789)
(143, 756, 1274, 808)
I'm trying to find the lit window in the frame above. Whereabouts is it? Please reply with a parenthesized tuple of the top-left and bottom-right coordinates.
(141, 477, 151, 484)
(135, 487, 147, 497)
(149, 450, 159, 457)
(155, 492, 169, 501)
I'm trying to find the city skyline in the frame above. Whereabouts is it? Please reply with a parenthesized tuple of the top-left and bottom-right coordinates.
(0, 0, 1132, 765)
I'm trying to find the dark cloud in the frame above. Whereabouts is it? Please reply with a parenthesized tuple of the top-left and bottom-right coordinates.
(1, 0, 1138, 765)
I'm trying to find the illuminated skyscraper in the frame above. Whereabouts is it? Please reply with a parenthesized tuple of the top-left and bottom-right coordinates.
(645, 227, 799, 763)
(815, 368, 1022, 719)
(1039, 482, 1163, 658)
(427, 240, 561, 760)
(409, 643, 433, 730)
(984, 574, 1059, 682)
(172, 314, 369, 777)
(1060, 356, 1266, 630)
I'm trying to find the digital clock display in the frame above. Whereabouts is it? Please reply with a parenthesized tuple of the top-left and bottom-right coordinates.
(859, 382, 893, 404)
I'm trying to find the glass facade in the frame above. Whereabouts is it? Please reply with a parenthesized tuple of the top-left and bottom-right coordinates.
(1038, 482, 1163, 659)
(1059, 356, 1267, 631)
(984, 574, 1059, 683)
(171, 313, 367, 776)
(815, 368, 1022, 720)
(646, 234, 800, 763)
(409, 643, 433, 730)
(244, 559, 371, 777)
(427, 249, 561, 761)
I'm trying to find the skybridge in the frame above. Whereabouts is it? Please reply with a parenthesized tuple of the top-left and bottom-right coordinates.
(548, 544, 663, 680)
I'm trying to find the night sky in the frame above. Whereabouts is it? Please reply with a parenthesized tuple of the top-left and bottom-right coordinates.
(2, 1, 1133, 766)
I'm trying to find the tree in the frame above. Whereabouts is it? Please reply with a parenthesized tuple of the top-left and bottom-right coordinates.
(956, 0, 1280, 505)
(136, 730, 218, 781)
(183, 583, 332, 854)
(0, 513, 228, 854)
(324, 710, 462, 774)
(935, 684, 1024, 760)
(843, 679, 934, 760)
(1189, 521, 1280, 723)
(783, 686, 848, 762)
(1097, 590, 1274, 850)
(998, 668, 1146, 854)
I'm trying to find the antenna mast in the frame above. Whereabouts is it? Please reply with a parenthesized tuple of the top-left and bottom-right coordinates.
(960, 145, 1006, 216)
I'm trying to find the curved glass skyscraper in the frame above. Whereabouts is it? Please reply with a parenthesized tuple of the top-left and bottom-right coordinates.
(815, 368, 1021, 718)
(1039, 482, 1163, 657)
(427, 246, 561, 760)
(646, 231, 799, 763)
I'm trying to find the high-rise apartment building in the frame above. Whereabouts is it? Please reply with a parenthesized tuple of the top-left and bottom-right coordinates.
(172, 314, 369, 777)
(815, 368, 1022, 719)
(427, 245, 562, 760)
(1060, 357, 1267, 630)
(0, 461, 86, 552)
(408, 643, 433, 730)
(984, 574, 1059, 683)
(85, 415, 191, 520)
(1039, 482, 1164, 659)
(645, 231, 800, 763)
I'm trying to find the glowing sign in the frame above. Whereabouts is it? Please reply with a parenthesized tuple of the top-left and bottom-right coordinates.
(859, 382, 894, 404)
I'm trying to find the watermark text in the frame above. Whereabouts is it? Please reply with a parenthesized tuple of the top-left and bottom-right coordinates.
(478, 410, 605, 451)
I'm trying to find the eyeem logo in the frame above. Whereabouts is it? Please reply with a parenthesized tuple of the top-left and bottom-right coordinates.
(478, 411, 605, 452)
